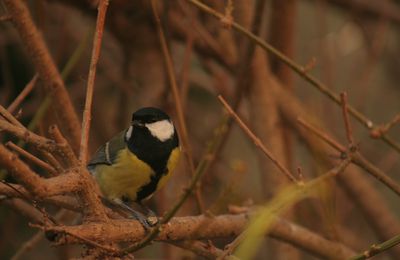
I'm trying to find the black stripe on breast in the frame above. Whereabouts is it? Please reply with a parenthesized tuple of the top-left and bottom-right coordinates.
(127, 125, 179, 202)
(135, 174, 160, 202)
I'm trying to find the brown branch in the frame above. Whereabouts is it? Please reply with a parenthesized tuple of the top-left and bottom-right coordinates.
(170, 240, 238, 260)
(218, 95, 297, 183)
(0, 184, 81, 212)
(340, 92, 355, 146)
(351, 153, 400, 197)
(3, 0, 81, 153)
(10, 207, 84, 260)
(2, 197, 44, 223)
(0, 142, 107, 222)
(370, 112, 400, 139)
(349, 233, 400, 260)
(382, 113, 400, 132)
(0, 14, 12, 21)
(270, 217, 355, 259)
(0, 144, 82, 197)
(169, 7, 234, 68)
(297, 117, 400, 197)
(5, 142, 57, 176)
(7, 74, 38, 114)
(46, 214, 355, 259)
(0, 104, 24, 128)
(269, 0, 297, 88)
(10, 228, 43, 260)
(151, 0, 204, 211)
(297, 117, 346, 153)
(48, 125, 79, 167)
(38, 149, 64, 174)
(79, 0, 109, 165)
(48, 126, 108, 222)
(0, 110, 56, 153)
(1, 118, 107, 222)
(54, 228, 119, 254)
(177, 18, 193, 110)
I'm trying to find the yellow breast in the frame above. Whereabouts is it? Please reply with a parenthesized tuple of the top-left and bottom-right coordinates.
(93, 147, 180, 202)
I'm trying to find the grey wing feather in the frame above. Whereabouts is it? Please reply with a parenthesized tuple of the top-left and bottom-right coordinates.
(87, 130, 127, 169)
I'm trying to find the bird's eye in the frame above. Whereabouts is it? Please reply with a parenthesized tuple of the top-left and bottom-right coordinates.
(132, 119, 144, 127)
(148, 117, 157, 123)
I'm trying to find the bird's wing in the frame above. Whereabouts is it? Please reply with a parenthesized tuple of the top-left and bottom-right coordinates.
(87, 130, 127, 167)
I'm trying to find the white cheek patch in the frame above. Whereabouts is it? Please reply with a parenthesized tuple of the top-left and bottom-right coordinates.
(125, 126, 133, 140)
(146, 119, 174, 142)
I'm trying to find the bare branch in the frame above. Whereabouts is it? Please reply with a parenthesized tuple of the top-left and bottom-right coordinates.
(79, 0, 109, 165)
(45, 214, 355, 259)
(7, 74, 38, 114)
(218, 95, 297, 183)
(3, 0, 82, 152)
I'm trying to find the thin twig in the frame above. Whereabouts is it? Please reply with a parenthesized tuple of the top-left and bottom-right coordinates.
(10, 228, 43, 260)
(370, 113, 400, 139)
(49, 125, 79, 167)
(297, 118, 400, 196)
(170, 240, 239, 260)
(0, 104, 25, 128)
(348, 234, 400, 260)
(218, 95, 297, 183)
(45, 227, 119, 254)
(0, 146, 82, 198)
(0, 181, 57, 225)
(7, 74, 38, 114)
(177, 25, 193, 109)
(340, 92, 355, 146)
(79, 0, 109, 165)
(0, 14, 12, 21)
(351, 153, 400, 197)
(383, 113, 400, 132)
(151, 0, 204, 211)
(297, 117, 346, 153)
(6, 142, 57, 176)
(0, 118, 56, 152)
(0, 183, 81, 212)
(217, 232, 246, 260)
(186, 0, 400, 153)
(38, 149, 63, 174)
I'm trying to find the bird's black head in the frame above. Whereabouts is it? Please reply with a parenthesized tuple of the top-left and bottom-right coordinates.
(125, 107, 177, 144)
(132, 107, 170, 125)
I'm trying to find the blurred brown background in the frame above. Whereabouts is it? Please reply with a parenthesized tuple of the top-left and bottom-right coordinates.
(0, 0, 400, 259)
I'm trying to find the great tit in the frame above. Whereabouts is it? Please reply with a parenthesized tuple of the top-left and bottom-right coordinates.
(87, 107, 180, 227)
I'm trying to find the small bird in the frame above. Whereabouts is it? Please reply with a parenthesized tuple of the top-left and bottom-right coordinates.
(87, 107, 180, 227)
